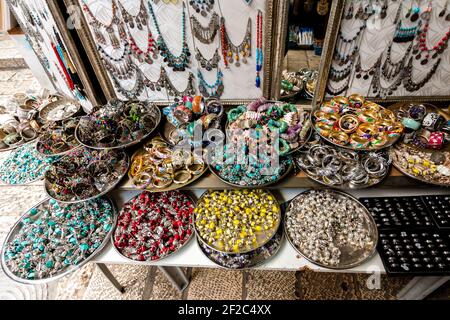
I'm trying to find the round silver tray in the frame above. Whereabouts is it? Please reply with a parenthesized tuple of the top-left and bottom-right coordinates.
(208, 159, 294, 189)
(311, 104, 403, 151)
(193, 190, 282, 255)
(0, 197, 117, 285)
(74, 102, 161, 150)
(284, 189, 378, 270)
(0, 142, 54, 186)
(390, 143, 450, 188)
(39, 99, 82, 123)
(44, 149, 130, 204)
(197, 227, 284, 270)
(111, 191, 196, 263)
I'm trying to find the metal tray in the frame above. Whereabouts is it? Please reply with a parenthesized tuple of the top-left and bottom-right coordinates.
(36, 117, 82, 157)
(197, 227, 284, 270)
(74, 102, 161, 150)
(39, 99, 82, 123)
(193, 190, 282, 255)
(44, 148, 130, 204)
(111, 191, 196, 263)
(0, 197, 117, 285)
(128, 148, 208, 193)
(284, 189, 378, 270)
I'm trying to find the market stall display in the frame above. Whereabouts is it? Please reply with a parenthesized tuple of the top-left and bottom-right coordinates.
(0, 142, 58, 185)
(113, 191, 195, 262)
(285, 189, 377, 269)
(313, 95, 404, 150)
(44, 148, 129, 203)
(1, 197, 116, 283)
(36, 118, 81, 156)
(129, 136, 207, 191)
(75, 100, 161, 149)
(39, 99, 82, 122)
(194, 189, 281, 254)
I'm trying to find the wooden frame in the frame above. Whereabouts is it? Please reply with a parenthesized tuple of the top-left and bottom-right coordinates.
(63, 0, 280, 105)
(313, 0, 450, 107)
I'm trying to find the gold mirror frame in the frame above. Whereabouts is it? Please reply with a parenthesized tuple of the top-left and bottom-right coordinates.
(63, 0, 282, 105)
(312, 0, 450, 107)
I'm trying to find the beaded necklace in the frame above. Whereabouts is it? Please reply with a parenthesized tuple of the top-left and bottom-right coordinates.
(161, 67, 196, 97)
(198, 69, 224, 98)
(256, 10, 263, 88)
(189, 0, 215, 17)
(191, 12, 220, 44)
(403, 57, 442, 92)
(195, 48, 220, 71)
(111, 66, 145, 99)
(219, 16, 252, 68)
(147, 1, 191, 71)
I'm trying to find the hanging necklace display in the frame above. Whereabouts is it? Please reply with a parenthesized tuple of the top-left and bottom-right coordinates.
(370, 56, 404, 97)
(82, 0, 122, 49)
(381, 42, 413, 81)
(141, 68, 165, 92)
(198, 69, 224, 97)
(148, 1, 191, 71)
(412, 2, 450, 66)
(220, 16, 252, 68)
(403, 57, 442, 92)
(161, 67, 196, 97)
(119, 0, 148, 31)
(330, 63, 353, 82)
(189, 0, 215, 17)
(326, 78, 350, 96)
(97, 43, 134, 80)
(111, 66, 146, 99)
(355, 54, 381, 80)
(256, 10, 263, 88)
(317, 0, 329, 16)
(195, 48, 220, 71)
(334, 23, 366, 66)
(191, 12, 220, 44)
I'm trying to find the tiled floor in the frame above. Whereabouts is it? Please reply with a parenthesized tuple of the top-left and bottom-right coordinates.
(0, 35, 449, 300)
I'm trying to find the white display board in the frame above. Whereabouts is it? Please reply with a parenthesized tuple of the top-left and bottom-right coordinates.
(79, 0, 267, 102)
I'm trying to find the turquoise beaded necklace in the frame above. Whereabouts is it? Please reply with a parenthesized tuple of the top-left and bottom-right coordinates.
(147, 1, 191, 71)
(197, 68, 224, 98)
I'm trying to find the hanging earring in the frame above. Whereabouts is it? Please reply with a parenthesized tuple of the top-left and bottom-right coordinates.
(346, 1, 354, 20)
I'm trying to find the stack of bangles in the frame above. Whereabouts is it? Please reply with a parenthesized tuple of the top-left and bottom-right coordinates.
(296, 142, 391, 189)
(37, 118, 80, 156)
(129, 137, 206, 190)
(314, 95, 404, 149)
(76, 100, 160, 148)
(227, 97, 311, 155)
(163, 96, 223, 146)
(45, 148, 129, 202)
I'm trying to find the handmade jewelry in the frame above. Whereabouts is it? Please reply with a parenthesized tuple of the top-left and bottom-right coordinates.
(39, 100, 80, 122)
(3, 197, 114, 280)
(220, 16, 252, 68)
(195, 48, 220, 71)
(381, 42, 413, 81)
(37, 118, 80, 156)
(45, 148, 129, 202)
(194, 190, 281, 254)
(285, 190, 376, 267)
(256, 10, 263, 88)
(197, 68, 224, 98)
(111, 66, 146, 99)
(0, 142, 58, 185)
(113, 191, 194, 261)
(403, 57, 441, 92)
(76, 100, 160, 149)
(189, 0, 215, 17)
(148, 1, 191, 71)
(160, 67, 196, 97)
(190, 12, 220, 44)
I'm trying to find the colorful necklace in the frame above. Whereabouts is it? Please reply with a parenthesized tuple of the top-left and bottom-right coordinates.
(148, 1, 191, 71)
(189, 0, 215, 17)
(220, 16, 252, 68)
(256, 10, 263, 88)
(195, 48, 220, 71)
(191, 12, 220, 44)
(198, 69, 224, 98)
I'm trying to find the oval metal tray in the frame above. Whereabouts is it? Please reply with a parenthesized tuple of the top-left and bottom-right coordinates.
(111, 191, 196, 263)
(197, 226, 284, 270)
(1, 197, 117, 285)
(74, 102, 161, 150)
(284, 189, 378, 270)
(193, 189, 282, 255)
(39, 98, 82, 123)
(44, 149, 130, 204)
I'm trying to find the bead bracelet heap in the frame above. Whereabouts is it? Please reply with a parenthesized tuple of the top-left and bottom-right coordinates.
(113, 191, 194, 262)
(45, 148, 129, 202)
(194, 190, 281, 254)
(313, 95, 404, 150)
(76, 100, 160, 149)
(2, 198, 114, 281)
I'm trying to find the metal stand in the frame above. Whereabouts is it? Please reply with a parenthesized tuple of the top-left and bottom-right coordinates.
(96, 263, 125, 293)
(397, 276, 450, 300)
(96, 264, 190, 294)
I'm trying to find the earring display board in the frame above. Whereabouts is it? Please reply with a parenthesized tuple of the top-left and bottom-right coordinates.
(67, 0, 275, 104)
(6, 0, 94, 110)
(316, 0, 450, 103)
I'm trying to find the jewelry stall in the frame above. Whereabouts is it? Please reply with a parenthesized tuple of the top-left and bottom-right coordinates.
(1, 0, 449, 300)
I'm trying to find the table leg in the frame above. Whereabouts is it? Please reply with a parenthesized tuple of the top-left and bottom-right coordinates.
(158, 266, 190, 292)
(96, 263, 125, 294)
(397, 276, 450, 300)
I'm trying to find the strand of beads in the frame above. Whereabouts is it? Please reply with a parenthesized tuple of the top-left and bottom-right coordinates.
(256, 10, 263, 88)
